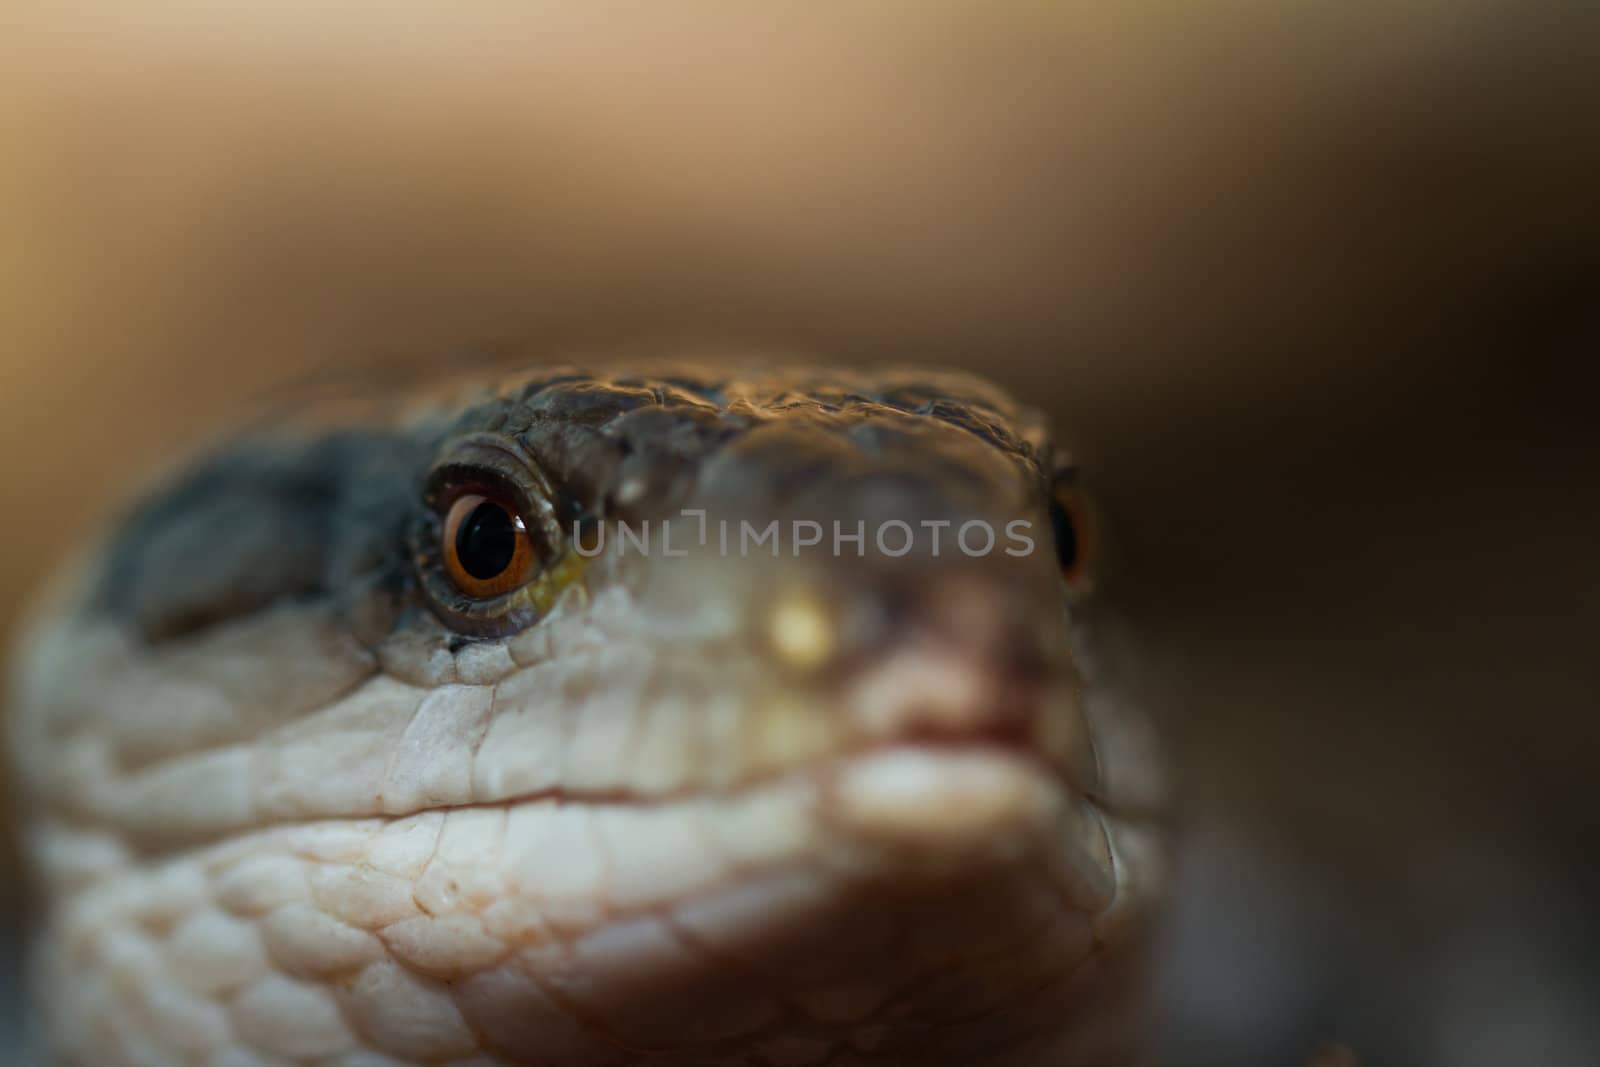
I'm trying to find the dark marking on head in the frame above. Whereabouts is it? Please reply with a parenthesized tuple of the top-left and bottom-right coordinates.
(97, 431, 436, 641)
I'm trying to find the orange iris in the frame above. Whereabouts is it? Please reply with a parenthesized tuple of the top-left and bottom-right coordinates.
(441, 492, 537, 598)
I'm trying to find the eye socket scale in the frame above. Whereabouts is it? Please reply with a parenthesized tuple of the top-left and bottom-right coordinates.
(441, 492, 536, 598)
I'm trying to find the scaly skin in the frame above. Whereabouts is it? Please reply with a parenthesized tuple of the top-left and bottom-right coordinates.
(7, 366, 1166, 1066)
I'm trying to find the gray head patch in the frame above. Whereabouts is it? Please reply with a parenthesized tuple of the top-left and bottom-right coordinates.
(96, 431, 436, 641)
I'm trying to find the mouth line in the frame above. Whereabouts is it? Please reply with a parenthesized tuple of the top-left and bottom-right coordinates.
(893, 719, 1037, 750)
(440, 732, 1074, 817)
(117, 723, 1086, 862)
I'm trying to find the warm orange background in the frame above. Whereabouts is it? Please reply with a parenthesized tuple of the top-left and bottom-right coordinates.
(2, 5, 1596, 1062)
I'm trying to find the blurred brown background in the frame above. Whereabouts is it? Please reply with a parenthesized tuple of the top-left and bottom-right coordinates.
(2, 3, 1596, 1064)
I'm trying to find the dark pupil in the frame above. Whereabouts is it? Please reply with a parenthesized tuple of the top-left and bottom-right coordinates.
(456, 501, 518, 580)
(1050, 499, 1079, 573)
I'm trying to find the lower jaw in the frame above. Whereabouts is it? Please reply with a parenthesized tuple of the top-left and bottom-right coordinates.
(42, 747, 1142, 1067)
(462, 842, 1138, 1067)
(457, 746, 1128, 1065)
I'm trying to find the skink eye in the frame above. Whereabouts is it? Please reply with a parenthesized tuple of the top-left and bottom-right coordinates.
(442, 492, 536, 598)
(1048, 478, 1097, 591)
(414, 434, 585, 639)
